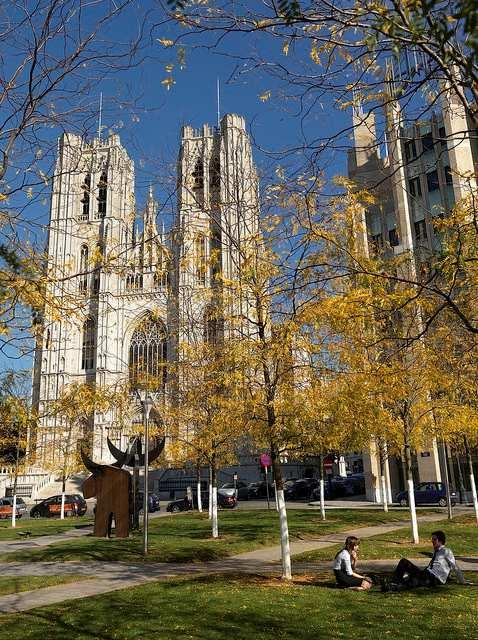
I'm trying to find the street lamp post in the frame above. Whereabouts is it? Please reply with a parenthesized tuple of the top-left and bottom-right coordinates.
(233, 472, 238, 500)
(135, 390, 156, 556)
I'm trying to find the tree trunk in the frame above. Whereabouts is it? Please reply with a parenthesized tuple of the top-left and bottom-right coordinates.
(11, 438, 20, 529)
(211, 461, 218, 539)
(455, 451, 466, 505)
(379, 445, 388, 513)
(440, 440, 453, 520)
(272, 445, 291, 580)
(318, 453, 326, 521)
(404, 442, 419, 543)
(464, 437, 478, 524)
(208, 465, 212, 520)
(60, 474, 66, 520)
(197, 466, 203, 513)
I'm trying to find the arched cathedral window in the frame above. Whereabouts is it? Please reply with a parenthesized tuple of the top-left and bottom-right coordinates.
(126, 273, 143, 291)
(129, 315, 167, 391)
(80, 174, 91, 220)
(194, 233, 207, 286)
(97, 171, 107, 218)
(153, 250, 170, 289)
(79, 245, 88, 292)
(81, 317, 96, 371)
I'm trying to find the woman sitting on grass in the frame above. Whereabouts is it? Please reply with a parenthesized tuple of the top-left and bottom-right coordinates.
(333, 536, 372, 591)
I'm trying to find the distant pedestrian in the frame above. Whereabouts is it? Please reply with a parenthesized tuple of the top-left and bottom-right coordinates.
(382, 530, 469, 592)
(333, 536, 372, 590)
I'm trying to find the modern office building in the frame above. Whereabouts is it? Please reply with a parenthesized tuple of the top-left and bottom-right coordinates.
(347, 82, 477, 500)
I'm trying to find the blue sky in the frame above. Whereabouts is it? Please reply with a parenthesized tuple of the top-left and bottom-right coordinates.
(0, 2, 360, 375)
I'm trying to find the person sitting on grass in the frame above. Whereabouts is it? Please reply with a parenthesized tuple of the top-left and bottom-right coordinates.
(333, 536, 372, 591)
(382, 530, 469, 592)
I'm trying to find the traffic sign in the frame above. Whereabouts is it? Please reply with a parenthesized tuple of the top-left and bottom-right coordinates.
(260, 453, 272, 468)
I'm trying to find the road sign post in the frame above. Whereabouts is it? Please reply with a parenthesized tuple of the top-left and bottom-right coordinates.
(260, 453, 272, 510)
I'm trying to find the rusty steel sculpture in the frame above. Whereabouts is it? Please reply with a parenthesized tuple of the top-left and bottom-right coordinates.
(81, 436, 164, 538)
(106, 435, 166, 530)
(81, 451, 132, 538)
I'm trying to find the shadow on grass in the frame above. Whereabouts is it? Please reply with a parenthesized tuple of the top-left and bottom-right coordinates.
(2, 571, 477, 640)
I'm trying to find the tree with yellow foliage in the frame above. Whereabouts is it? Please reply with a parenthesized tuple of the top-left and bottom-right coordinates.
(164, 338, 244, 538)
(44, 382, 120, 519)
(0, 371, 33, 527)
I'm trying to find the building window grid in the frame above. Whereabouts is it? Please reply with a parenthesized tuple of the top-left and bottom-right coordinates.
(368, 232, 384, 255)
(414, 219, 428, 244)
(408, 176, 422, 199)
(388, 228, 400, 247)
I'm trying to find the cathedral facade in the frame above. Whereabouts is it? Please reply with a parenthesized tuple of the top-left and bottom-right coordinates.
(31, 114, 259, 466)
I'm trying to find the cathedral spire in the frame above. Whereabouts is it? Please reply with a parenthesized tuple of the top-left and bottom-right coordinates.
(142, 185, 158, 267)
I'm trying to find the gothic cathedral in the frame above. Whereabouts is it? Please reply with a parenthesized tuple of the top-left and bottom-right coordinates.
(31, 114, 259, 466)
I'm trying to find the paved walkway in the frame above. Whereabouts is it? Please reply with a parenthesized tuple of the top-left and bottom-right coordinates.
(0, 509, 475, 614)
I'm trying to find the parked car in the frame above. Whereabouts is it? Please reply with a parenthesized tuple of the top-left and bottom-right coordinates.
(247, 481, 275, 499)
(395, 482, 456, 507)
(311, 479, 347, 501)
(2, 497, 28, 515)
(218, 482, 249, 500)
(346, 473, 366, 495)
(328, 474, 365, 497)
(284, 478, 318, 500)
(30, 495, 83, 518)
(137, 492, 160, 513)
(0, 498, 22, 519)
(167, 491, 237, 513)
(68, 494, 88, 516)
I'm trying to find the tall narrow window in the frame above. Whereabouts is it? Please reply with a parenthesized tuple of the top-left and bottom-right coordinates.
(80, 174, 91, 220)
(194, 233, 207, 285)
(192, 159, 204, 190)
(81, 317, 96, 370)
(97, 171, 107, 218)
(129, 315, 167, 391)
(79, 245, 88, 292)
(92, 242, 102, 294)
(210, 157, 220, 189)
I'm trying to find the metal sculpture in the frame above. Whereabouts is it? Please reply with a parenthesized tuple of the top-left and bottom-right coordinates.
(107, 435, 165, 530)
(81, 451, 132, 538)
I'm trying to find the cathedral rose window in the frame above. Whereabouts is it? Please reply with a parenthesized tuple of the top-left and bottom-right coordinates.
(129, 315, 167, 391)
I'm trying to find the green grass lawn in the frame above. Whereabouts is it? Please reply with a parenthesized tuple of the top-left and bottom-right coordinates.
(0, 575, 90, 597)
(1, 573, 477, 639)
(293, 514, 478, 562)
(0, 516, 93, 541)
(0, 509, 429, 564)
